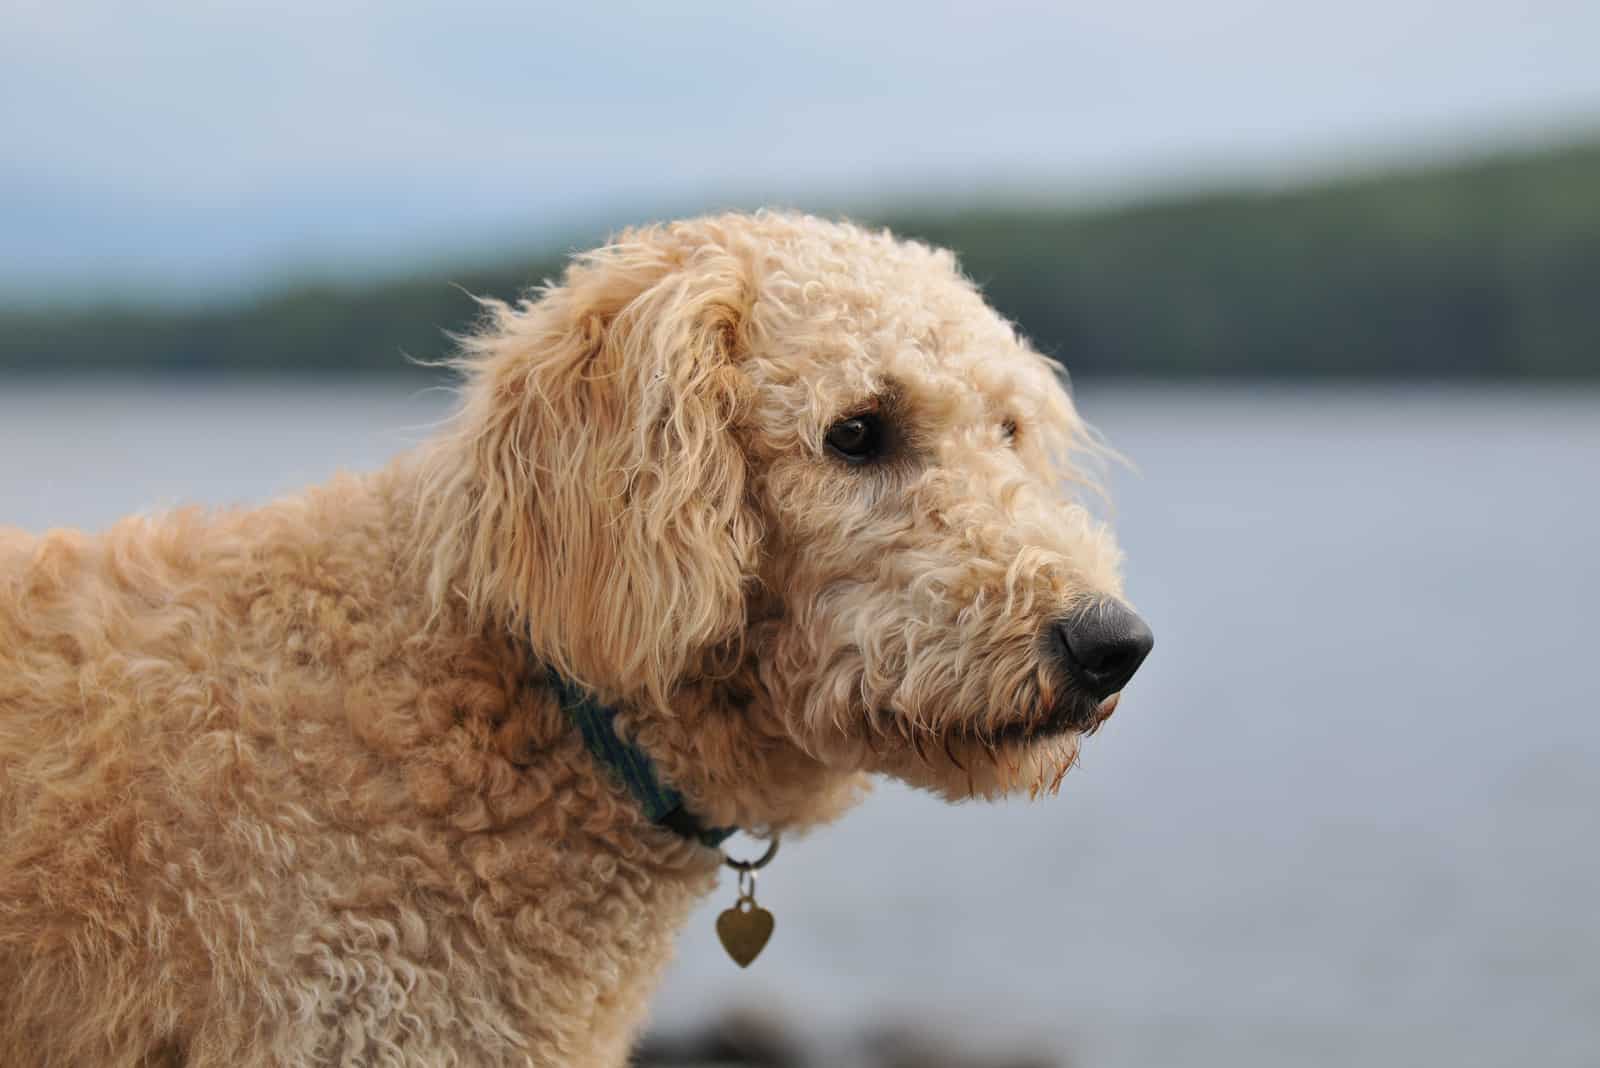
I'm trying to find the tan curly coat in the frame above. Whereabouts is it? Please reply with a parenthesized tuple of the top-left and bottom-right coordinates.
(0, 212, 1132, 1066)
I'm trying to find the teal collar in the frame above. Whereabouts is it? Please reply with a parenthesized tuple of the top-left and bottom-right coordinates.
(547, 668, 736, 849)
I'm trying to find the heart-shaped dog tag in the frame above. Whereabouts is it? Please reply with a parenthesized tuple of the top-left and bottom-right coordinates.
(716, 899, 774, 967)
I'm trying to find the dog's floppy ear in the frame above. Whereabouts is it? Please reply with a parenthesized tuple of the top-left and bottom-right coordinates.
(422, 224, 760, 709)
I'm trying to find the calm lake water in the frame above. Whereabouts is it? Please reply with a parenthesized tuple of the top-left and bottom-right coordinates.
(2, 382, 1597, 1067)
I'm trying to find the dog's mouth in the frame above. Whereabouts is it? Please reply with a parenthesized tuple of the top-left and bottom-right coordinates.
(987, 691, 1120, 746)
(930, 691, 1119, 758)
(864, 683, 1123, 790)
(865, 689, 1121, 797)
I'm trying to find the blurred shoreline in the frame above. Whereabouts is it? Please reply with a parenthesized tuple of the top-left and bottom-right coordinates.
(4, 136, 1597, 382)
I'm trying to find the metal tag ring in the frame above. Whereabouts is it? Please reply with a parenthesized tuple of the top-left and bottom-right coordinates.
(721, 832, 780, 873)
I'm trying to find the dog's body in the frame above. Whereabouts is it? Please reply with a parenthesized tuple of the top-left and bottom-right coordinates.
(1, 468, 713, 1065)
(0, 213, 1150, 1066)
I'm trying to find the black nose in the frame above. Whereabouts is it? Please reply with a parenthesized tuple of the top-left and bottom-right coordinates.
(1052, 599, 1154, 701)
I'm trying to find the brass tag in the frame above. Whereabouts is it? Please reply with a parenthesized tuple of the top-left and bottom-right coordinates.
(716, 899, 774, 967)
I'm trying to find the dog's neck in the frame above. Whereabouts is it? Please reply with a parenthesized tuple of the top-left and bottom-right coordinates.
(387, 452, 867, 841)
(587, 672, 869, 838)
(547, 665, 737, 848)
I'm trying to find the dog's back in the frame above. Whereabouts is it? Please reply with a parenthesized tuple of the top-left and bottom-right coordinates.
(0, 475, 698, 1067)
(0, 512, 261, 1064)
(0, 491, 426, 1065)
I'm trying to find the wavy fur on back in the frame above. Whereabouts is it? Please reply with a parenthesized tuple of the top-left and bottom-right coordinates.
(0, 212, 1134, 1066)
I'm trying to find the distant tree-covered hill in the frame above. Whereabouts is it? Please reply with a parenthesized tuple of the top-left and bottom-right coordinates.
(3, 138, 1598, 378)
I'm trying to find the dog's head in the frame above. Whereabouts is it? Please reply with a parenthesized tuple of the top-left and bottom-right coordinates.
(423, 212, 1150, 816)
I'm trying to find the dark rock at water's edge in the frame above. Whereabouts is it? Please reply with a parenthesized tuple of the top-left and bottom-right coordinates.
(633, 1006, 806, 1068)
(633, 1006, 1066, 1068)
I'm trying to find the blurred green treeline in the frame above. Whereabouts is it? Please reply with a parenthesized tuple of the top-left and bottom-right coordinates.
(3, 137, 1597, 378)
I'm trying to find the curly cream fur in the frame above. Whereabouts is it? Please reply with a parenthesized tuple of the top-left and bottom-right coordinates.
(0, 212, 1133, 1066)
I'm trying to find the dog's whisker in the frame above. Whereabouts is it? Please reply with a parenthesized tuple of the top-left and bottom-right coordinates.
(941, 734, 966, 772)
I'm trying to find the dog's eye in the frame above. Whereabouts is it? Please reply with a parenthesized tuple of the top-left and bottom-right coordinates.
(825, 415, 885, 463)
(1001, 417, 1018, 444)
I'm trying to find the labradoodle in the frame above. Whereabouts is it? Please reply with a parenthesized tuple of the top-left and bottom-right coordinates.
(0, 212, 1152, 1066)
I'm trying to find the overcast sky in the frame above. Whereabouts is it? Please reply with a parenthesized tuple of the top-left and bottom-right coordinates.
(4, 0, 1599, 302)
